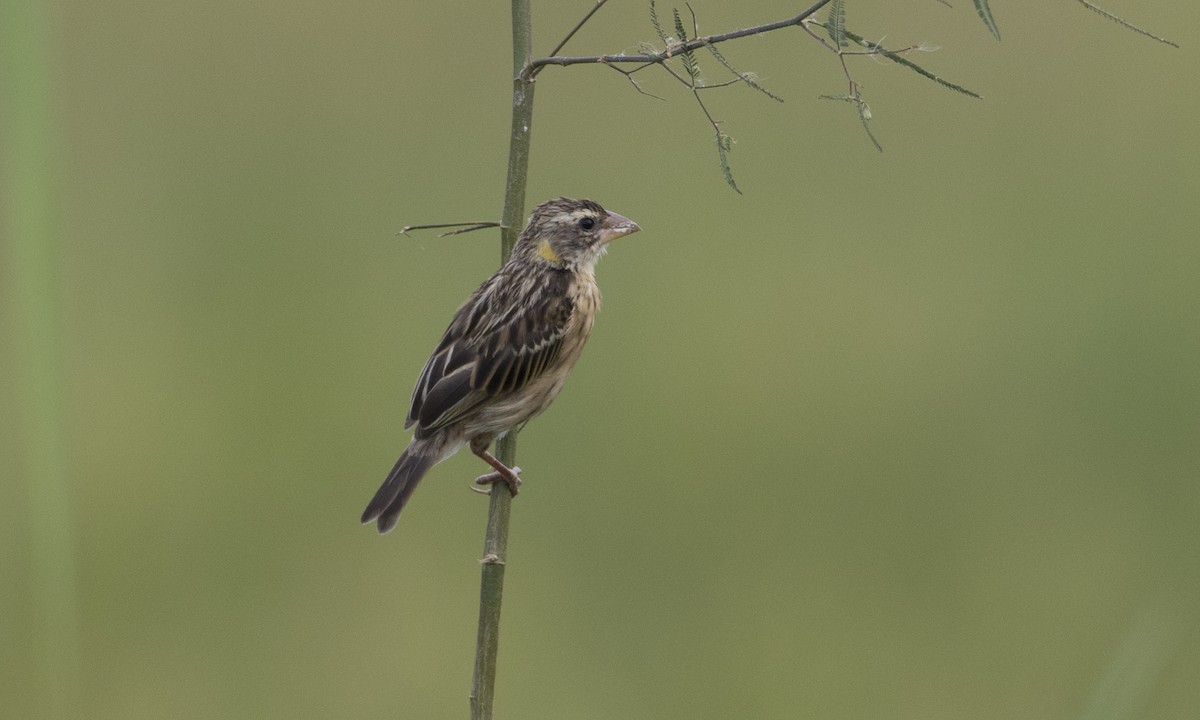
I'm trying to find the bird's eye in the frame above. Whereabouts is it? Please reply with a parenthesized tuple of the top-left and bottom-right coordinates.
(579, 217, 596, 231)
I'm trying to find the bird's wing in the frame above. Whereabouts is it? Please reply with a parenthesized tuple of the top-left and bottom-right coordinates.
(405, 268, 573, 437)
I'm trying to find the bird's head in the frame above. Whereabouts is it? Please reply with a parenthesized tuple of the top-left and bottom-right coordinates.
(515, 197, 640, 272)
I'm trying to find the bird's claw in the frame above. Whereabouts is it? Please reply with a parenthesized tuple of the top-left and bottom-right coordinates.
(472, 466, 522, 496)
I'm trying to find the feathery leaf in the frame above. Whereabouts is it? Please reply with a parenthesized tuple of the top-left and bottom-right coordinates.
(649, 0, 670, 47)
(672, 7, 700, 81)
(972, 0, 1001, 41)
(855, 99, 882, 152)
(715, 131, 741, 194)
(671, 7, 687, 43)
(705, 43, 784, 102)
(1072, 0, 1178, 47)
(842, 28, 982, 98)
(827, 0, 848, 48)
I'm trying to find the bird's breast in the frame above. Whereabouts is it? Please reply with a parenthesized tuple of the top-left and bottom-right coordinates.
(565, 273, 601, 351)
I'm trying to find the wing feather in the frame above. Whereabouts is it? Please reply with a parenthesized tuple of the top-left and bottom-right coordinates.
(405, 266, 573, 439)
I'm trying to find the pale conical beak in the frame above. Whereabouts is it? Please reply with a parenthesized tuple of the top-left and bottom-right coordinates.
(598, 210, 641, 244)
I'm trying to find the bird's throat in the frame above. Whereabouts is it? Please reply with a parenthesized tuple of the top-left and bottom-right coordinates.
(536, 239, 562, 264)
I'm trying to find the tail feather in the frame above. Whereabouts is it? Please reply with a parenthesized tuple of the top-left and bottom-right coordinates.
(361, 448, 438, 533)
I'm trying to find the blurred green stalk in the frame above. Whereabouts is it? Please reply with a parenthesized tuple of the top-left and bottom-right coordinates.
(468, 1, 534, 718)
(1, 1, 81, 718)
(1078, 596, 1180, 720)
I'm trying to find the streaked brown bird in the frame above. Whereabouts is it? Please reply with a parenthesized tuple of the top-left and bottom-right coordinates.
(362, 197, 641, 533)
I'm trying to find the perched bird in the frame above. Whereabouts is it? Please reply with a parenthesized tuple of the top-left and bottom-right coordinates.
(362, 197, 641, 533)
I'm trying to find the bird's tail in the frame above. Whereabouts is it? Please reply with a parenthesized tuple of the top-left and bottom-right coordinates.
(361, 442, 440, 533)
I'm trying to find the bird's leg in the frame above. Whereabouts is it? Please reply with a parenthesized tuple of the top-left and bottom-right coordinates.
(469, 439, 522, 496)
(469, 469, 524, 496)
(472, 464, 523, 495)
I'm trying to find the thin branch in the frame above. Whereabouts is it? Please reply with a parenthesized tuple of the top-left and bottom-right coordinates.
(686, 2, 700, 39)
(695, 77, 750, 90)
(524, 0, 836, 78)
(606, 63, 667, 100)
(692, 90, 723, 137)
(395, 221, 502, 237)
(657, 60, 694, 88)
(800, 18, 839, 53)
(541, 0, 612, 68)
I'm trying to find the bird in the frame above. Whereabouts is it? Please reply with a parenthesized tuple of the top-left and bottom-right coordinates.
(362, 197, 641, 533)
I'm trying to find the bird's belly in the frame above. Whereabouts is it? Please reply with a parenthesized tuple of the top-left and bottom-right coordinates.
(465, 373, 567, 437)
(465, 334, 591, 438)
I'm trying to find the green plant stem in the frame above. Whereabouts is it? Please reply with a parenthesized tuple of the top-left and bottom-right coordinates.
(498, 0, 536, 262)
(468, 0, 534, 718)
(1, 2, 80, 718)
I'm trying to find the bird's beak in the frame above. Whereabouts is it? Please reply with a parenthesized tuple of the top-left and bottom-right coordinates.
(598, 210, 641, 244)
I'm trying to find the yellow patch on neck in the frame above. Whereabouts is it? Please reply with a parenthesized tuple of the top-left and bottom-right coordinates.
(536, 239, 562, 264)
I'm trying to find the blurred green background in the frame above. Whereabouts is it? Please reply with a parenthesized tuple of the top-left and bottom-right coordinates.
(3, 1, 1198, 718)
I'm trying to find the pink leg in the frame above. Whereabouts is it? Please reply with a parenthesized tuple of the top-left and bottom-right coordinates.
(470, 440, 522, 496)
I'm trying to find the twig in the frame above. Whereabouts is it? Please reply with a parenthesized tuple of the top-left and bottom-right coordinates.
(609, 63, 667, 101)
(695, 77, 748, 90)
(395, 221, 501, 237)
(540, 0, 612, 68)
(524, 0, 836, 79)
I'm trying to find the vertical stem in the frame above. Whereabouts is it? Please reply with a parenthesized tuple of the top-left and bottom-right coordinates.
(498, 0, 535, 261)
(1, 2, 80, 718)
(469, 1, 534, 718)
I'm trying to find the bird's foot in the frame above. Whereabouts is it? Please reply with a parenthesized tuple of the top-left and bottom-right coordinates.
(471, 466, 522, 496)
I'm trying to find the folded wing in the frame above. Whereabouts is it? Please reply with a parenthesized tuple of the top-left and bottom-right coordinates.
(405, 268, 573, 439)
